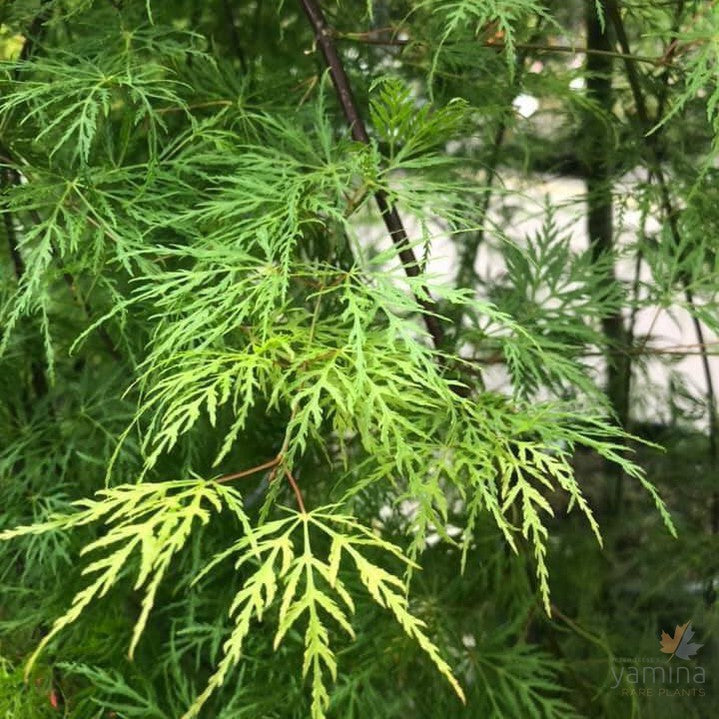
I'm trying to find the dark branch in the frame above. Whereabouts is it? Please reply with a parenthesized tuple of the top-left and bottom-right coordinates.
(586, 1, 630, 512)
(2, 169, 26, 280)
(297, 0, 447, 352)
(15, 0, 52, 73)
(222, 0, 248, 74)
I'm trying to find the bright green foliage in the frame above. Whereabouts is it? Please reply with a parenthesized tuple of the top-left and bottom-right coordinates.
(0, 1, 716, 717)
(0, 480, 252, 672)
(184, 509, 465, 718)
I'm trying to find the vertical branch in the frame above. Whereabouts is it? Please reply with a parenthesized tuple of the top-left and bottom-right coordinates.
(604, 1, 677, 230)
(585, 0, 629, 511)
(297, 0, 446, 351)
(626, 5, 684, 403)
(625, 169, 653, 382)
(655, 0, 685, 122)
(222, 0, 248, 74)
(2, 169, 26, 280)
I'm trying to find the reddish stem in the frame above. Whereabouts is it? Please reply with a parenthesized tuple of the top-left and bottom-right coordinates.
(216, 456, 281, 484)
(284, 468, 307, 514)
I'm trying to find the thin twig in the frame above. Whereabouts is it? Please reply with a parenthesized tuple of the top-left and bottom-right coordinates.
(156, 99, 233, 115)
(626, 169, 653, 406)
(284, 468, 307, 514)
(454, 123, 505, 293)
(655, 0, 686, 122)
(216, 456, 282, 484)
(487, 41, 669, 67)
(461, 341, 719, 366)
(453, 33, 537, 335)
(335, 29, 670, 67)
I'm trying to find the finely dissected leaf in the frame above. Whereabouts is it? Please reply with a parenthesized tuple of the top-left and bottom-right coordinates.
(182, 509, 464, 718)
(0, 480, 249, 673)
(0, 28, 198, 163)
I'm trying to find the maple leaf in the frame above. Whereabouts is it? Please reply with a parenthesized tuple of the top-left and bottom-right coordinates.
(675, 623, 703, 660)
(659, 622, 689, 655)
(659, 621, 703, 660)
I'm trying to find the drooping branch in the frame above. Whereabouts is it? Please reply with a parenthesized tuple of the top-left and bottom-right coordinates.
(1, 169, 49, 404)
(3, 4, 123, 363)
(297, 0, 446, 351)
(3, 2, 53, 404)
